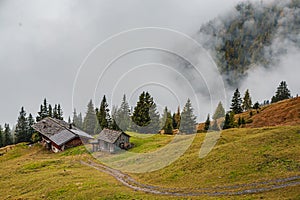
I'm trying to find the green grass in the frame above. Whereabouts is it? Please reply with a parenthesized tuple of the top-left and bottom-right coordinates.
(126, 131, 174, 153)
(0, 126, 300, 199)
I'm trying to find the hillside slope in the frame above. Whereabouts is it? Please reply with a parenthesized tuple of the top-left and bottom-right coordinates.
(197, 97, 300, 131)
(1, 125, 300, 199)
(238, 97, 300, 128)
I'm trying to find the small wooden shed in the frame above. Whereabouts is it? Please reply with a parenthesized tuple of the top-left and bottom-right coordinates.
(92, 129, 131, 153)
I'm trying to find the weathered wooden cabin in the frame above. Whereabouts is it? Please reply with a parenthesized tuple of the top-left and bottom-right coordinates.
(92, 129, 131, 153)
(32, 117, 93, 153)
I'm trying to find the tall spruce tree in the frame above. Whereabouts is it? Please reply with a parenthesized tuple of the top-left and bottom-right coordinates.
(271, 81, 291, 103)
(27, 113, 35, 142)
(3, 124, 13, 146)
(116, 94, 131, 131)
(132, 92, 153, 128)
(146, 103, 160, 133)
(48, 104, 53, 118)
(15, 107, 29, 143)
(223, 112, 235, 129)
(172, 106, 181, 129)
(204, 114, 210, 132)
(213, 101, 225, 120)
(161, 107, 173, 134)
(230, 89, 243, 114)
(242, 89, 252, 111)
(179, 99, 197, 134)
(83, 100, 98, 134)
(57, 104, 63, 120)
(72, 109, 83, 129)
(97, 95, 111, 129)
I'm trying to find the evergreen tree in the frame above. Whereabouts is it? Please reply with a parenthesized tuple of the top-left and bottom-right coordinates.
(57, 104, 63, 120)
(160, 107, 168, 129)
(83, 100, 98, 134)
(172, 106, 181, 129)
(73, 109, 83, 129)
(242, 89, 252, 111)
(53, 104, 58, 119)
(42, 98, 48, 118)
(230, 89, 243, 114)
(146, 103, 160, 133)
(116, 94, 131, 131)
(271, 81, 291, 103)
(223, 112, 235, 129)
(97, 95, 111, 130)
(162, 107, 173, 134)
(0, 125, 3, 147)
(3, 124, 13, 146)
(204, 114, 210, 132)
(132, 92, 153, 128)
(213, 101, 225, 120)
(48, 104, 53, 118)
(27, 113, 35, 142)
(15, 107, 29, 143)
(36, 98, 49, 121)
(179, 99, 197, 134)
(253, 101, 260, 109)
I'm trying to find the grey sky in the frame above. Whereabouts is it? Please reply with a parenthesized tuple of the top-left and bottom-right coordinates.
(4, 0, 295, 126)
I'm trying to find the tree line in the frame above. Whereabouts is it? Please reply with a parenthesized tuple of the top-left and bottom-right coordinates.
(203, 81, 293, 131)
(77, 92, 197, 135)
(0, 80, 293, 148)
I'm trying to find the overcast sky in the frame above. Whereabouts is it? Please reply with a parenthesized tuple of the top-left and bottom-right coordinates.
(3, 0, 299, 127)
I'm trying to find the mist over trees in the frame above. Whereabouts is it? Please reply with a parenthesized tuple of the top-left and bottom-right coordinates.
(198, 0, 300, 86)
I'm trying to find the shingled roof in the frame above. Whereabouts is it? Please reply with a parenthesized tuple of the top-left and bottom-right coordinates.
(32, 117, 93, 146)
(98, 129, 130, 144)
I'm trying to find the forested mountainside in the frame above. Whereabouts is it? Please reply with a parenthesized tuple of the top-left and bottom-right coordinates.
(198, 0, 300, 86)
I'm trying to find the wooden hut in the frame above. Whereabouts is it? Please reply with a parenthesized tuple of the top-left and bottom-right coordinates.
(32, 117, 93, 153)
(92, 129, 131, 153)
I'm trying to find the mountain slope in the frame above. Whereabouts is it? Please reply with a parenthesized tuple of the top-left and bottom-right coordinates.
(198, 0, 300, 86)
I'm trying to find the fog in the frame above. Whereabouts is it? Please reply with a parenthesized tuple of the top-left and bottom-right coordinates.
(0, 0, 299, 126)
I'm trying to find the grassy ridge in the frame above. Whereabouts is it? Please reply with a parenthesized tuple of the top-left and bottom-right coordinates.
(1, 126, 300, 199)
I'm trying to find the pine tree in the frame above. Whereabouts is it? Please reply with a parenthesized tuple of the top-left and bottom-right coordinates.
(162, 107, 173, 134)
(271, 81, 291, 103)
(83, 100, 98, 134)
(223, 112, 235, 129)
(15, 107, 29, 143)
(132, 92, 153, 129)
(97, 95, 111, 130)
(116, 94, 131, 131)
(213, 101, 225, 120)
(48, 104, 53, 118)
(0, 125, 3, 147)
(253, 102, 260, 109)
(230, 89, 243, 114)
(204, 114, 210, 132)
(242, 89, 252, 111)
(27, 113, 35, 142)
(57, 104, 63, 120)
(160, 107, 169, 129)
(72, 109, 83, 129)
(53, 104, 58, 119)
(146, 103, 160, 133)
(3, 124, 13, 146)
(179, 99, 197, 134)
(40, 98, 49, 119)
(172, 106, 181, 129)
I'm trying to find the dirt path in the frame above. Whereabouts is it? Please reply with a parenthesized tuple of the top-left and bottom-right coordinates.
(80, 160, 300, 196)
